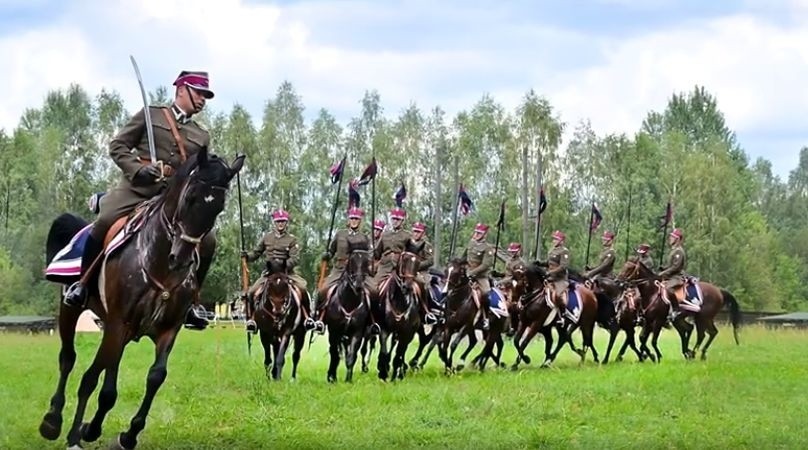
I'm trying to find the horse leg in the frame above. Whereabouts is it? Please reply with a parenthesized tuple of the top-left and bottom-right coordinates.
(457, 330, 478, 371)
(344, 332, 363, 383)
(651, 323, 664, 363)
(40, 303, 81, 441)
(673, 318, 693, 359)
(439, 327, 452, 373)
(408, 325, 428, 369)
(419, 327, 440, 369)
(259, 330, 273, 379)
(272, 334, 291, 381)
(116, 329, 179, 450)
(449, 327, 469, 372)
(602, 324, 619, 365)
(393, 332, 413, 380)
(516, 325, 541, 368)
(79, 327, 128, 443)
(359, 333, 371, 373)
(376, 330, 390, 381)
(638, 322, 652, 362)
(541, 327, 556, 367)
(290, 326, 306, 380)
(64, 323, 121, 448)
(327, 330, 340, 383)
(582, 319, 599, 364)
(699, 320, 719, 361)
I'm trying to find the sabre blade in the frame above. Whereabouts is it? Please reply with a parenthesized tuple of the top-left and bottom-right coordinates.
(129, 55, 157, 163)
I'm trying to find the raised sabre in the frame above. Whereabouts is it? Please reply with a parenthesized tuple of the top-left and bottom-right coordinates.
(129, 55, 162, 178)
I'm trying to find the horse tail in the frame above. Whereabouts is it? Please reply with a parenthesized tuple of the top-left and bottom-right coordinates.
(720, 289, 741, 345)
(45, 213, 89, 264)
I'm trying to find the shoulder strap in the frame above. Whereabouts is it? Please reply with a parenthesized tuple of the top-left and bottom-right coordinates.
(161, 108, 187, 162)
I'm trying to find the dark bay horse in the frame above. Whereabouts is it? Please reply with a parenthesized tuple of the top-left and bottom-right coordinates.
(39, 149, 244, 450)
(323, 246, 371, 383)
(253, 260, 308, 380)
(437, 258, 481, 375)
(618, 258, 741, 361)
(584, 276, 643, 364)
(376, 241, 423, 381)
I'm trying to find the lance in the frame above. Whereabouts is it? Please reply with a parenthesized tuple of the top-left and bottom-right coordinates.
(585, 203, 595, 268)
(624, 183, 633, 261)
(234, 168, 254, 353)
(492, 199, 505, 271)
(319, 156, 346, 290)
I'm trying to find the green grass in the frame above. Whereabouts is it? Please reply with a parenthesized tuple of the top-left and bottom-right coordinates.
(1, 324, 807, 449)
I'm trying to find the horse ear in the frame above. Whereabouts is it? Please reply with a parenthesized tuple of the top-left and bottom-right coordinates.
(228, 154, 246, 180)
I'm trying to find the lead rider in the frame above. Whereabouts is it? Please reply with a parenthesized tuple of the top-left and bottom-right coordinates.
(63, 70, 216, 329)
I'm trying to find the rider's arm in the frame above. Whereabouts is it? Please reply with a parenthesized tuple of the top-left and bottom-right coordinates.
(658, 251, 683, 278)
(418, 243, 434, 271)
(587, 252, 614, 278)
(287, 236, 300, 268)
(246, 236, 265, 263)
(109, 107, 147, 181)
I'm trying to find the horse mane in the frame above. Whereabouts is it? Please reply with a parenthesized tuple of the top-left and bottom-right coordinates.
(448, 257, 466, 266)
(525, 261, 547, 280)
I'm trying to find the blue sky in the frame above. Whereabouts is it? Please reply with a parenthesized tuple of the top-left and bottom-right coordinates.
(1, 0, 806, 179)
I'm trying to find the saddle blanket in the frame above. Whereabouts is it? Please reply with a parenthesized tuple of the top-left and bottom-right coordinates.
(685, 279, 702, 305)
(44, 205, 152, 286)
(44, 223, 94, 284)
(566, 286, 581, 321)
(488, 288, 510, 318)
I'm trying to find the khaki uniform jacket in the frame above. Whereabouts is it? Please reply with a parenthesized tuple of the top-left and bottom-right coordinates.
(659, 245, 686, 288)
(94, 105, 209, 240)
(248, 231, 300, 269)
(462, 239, 494, 280)
(585, 247, 615, 278)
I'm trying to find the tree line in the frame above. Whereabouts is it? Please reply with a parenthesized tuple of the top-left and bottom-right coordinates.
(1, 83, 806, 315)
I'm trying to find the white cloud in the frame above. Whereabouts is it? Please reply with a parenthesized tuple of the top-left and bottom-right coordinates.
(1, 0, 807, 177)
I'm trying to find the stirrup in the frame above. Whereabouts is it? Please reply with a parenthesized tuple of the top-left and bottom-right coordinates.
(369, 323, 381, 335)
(303, 317, 316, 330)
(424, 312, 438, 325)
(63, 282, 86, 307)
(314, 321, 325, 334)
(246, 319, 257, 333)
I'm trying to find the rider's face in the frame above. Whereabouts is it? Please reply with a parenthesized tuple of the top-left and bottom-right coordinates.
(349, 218, 361, 228)
(391, 218, 403, 228)
(275, 220, 288, 232)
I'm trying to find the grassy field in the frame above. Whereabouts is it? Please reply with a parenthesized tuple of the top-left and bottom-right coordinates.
(1, 323, 807, 449)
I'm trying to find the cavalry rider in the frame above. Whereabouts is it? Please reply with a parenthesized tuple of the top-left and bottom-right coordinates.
(636, 243, 654, 271)
(498, 242, 526, 289)
(658, 228, 696, 318)
(313, 207, 371, 332)
(369, 207, 412, 332)
(241, 209, 314, 332)
(584, 230, 616, 281)
(411, 221, 438, 324)
(63, 70, 215, 330)
(371, 218, 385, 275)
(461, 223, 495, 330)
(545, 230, 571, 313)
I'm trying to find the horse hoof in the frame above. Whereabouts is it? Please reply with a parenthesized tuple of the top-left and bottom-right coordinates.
(327, 375, 336, 384)
(498, 362, 506, 369)
(700, 352, 707, 361)
(540, 360, 553, 368)
(601, 359, 609, 365)
(361, 365, 369, 373)
(39, 412, 62, 440)
(80, 422, 101, 443)
(455, 364, 465, 372)
(522, 355, 532, 365)
(108, 433, 132, 450)
(67, 445, 84, 450)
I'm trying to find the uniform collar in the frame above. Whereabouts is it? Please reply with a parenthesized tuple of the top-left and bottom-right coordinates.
(274, 230, 286, 238)
(171, 103, 190, 124)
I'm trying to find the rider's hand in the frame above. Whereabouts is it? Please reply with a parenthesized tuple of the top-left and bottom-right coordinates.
(321, 252, 332, 261)
(133, 164, 162, 185)
(240, 250, 249, 259)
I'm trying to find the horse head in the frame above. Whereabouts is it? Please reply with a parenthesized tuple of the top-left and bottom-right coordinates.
(444, 257, 468, 290)
(617, 257, 654, 283)
(345, 243, 370, 294)
(398, 240, 424, 282)
(164, 147, 245, 271)
(264, 272, 292, 319)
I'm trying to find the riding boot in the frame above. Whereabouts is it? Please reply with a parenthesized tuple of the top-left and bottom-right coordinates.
(244, 295, 257, 333)
(184, 304, 209, 330)
(309, 291, 326, 334)
(666, 288, 680, 322)
(63, 235, 103, 307)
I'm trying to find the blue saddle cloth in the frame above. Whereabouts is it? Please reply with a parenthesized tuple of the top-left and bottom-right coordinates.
(566, 286, 580, 313)
(686, 280, 701, 302)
